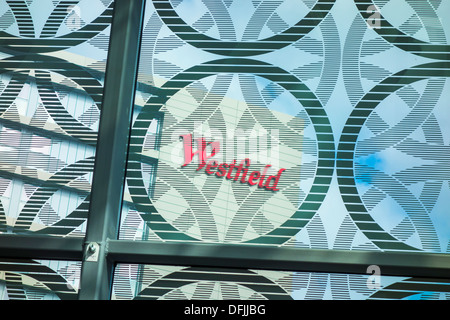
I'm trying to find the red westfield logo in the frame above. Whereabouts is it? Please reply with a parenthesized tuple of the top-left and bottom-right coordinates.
(180, 134, 286, 192)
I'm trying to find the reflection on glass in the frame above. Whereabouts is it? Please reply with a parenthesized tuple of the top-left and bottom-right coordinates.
(0, 0, 114, 236)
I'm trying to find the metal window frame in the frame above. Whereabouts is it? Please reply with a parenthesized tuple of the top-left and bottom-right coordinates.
(77, 0, 145, 300)
(0, 0, 449, 300)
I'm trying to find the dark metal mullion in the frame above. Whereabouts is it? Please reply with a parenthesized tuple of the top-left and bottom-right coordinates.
(78, 0, 145, 300)
(107, 240, 450, 279)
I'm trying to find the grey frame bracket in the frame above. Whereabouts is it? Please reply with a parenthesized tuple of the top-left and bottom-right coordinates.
(84, 242, 100, 262)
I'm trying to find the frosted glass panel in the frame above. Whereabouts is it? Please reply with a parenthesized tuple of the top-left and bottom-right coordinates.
(0, 0, 114, 236)
(120, 0, 450, 254)
(112, 264, 450, 300)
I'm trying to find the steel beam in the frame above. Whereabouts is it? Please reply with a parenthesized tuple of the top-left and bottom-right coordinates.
(0, 234, 83, 261)
(78, 0, 145, 300)
(107, 240, 450, 279)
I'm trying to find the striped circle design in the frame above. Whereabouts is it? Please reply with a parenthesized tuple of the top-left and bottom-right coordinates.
(152, 0, 335, 56)
(337, 61, 450, 252)
(354, 0, 450, 61)
(12, 157, 94, 235)
(0, 2, 113, 54)
(368, 277, 450, 300)
(126, 58, 334, 244)
(133, 266, 292, 300)
(0, 259, 79, 300)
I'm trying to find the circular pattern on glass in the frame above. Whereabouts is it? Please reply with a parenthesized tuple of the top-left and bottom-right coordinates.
(126, 59, 334, 245)
(153, 0, 335, 56)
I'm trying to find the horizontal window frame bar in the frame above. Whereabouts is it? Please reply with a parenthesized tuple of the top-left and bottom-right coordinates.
(0, 235, 449, 279)
(106, 240, 450, 279)
(0, 234, 84, 261)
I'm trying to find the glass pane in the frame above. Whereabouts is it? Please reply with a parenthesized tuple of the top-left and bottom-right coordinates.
(0, 0, 114, 236)
(0, 259, 81, 300)
(112, 264, 450, 300)
(120, 0, 450, 253)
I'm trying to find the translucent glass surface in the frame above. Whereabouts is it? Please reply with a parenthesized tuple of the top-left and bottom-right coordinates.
(120, 0, 450, 253)
(112, 263, 450, 300)
(0, 0, 114, 236)
(0, 259, 81, 300)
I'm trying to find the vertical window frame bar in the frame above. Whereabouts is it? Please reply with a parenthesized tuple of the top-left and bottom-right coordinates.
(78, 0, 145, 300)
